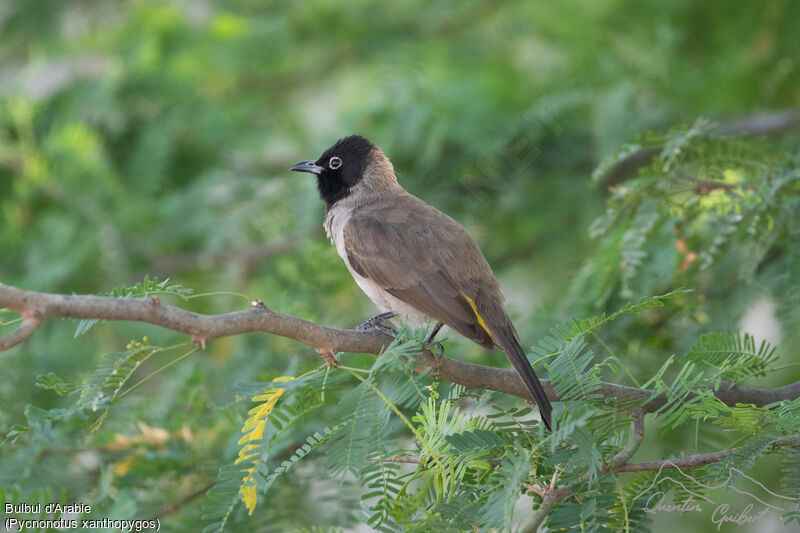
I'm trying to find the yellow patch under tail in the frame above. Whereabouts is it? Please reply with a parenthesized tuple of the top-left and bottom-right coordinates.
(460, 291, 497, 344)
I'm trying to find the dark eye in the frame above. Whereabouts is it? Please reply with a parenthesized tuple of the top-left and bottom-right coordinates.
(329, 156, 342, 169)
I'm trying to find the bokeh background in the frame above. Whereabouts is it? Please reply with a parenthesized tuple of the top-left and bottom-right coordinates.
(1, 0, 799, 531)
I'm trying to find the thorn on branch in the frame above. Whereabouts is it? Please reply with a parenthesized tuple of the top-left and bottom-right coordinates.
(192, 336, 209, 350)
(549, 466, 560, 490)
(315, 347, 338, 367)
(522, 482, 544, 497)
(149, 295, 161, 306)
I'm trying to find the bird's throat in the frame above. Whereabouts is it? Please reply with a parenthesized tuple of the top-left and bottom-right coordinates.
(316, 174, 352, 209)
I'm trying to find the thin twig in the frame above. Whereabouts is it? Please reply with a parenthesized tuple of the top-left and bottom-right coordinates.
(615, 434, 800, 472)
(524, 485, 574, 532)
(0, 313, 43, 350)
(522, 482, 544, 497)
(608, 410, 645, 470)
(523, 431, 800, 531)
(388, 455, 421, 464)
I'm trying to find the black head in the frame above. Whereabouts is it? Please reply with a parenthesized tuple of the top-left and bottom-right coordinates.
(290, 135, 376, 208)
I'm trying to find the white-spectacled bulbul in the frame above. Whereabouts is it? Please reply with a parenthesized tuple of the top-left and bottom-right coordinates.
(291, 135, 553, 431)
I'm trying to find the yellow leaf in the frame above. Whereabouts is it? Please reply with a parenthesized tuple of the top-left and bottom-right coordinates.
(235, 376, 295, 516)
(240, 469, 258, 515)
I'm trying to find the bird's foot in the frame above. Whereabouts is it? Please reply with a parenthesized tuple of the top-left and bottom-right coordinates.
(422, 322, 445, 357)
(411, 341, 444, 377)
(424, 322, 444, 344)
(426, 341, 444, 358)
(357, 312, 398, 337)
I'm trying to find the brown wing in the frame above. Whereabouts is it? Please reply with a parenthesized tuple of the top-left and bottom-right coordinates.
(343, 195, 553, 429)
(342, 195, 506, 349)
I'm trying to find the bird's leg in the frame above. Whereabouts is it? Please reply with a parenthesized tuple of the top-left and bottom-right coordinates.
(424, 322, 445, 357)
(424, 322, 444, 344)
(357, 311, 398, 336)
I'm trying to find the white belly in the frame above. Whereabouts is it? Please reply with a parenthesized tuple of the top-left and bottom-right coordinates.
(349, 269, 430, 326)
(325, 205, 430, 327)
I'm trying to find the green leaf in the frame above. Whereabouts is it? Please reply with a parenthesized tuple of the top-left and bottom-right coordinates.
(479, 442, 530, 530)
(75, 276, 193, 336)
(35, 373, 79, 396)
(681, 331, 778, 381)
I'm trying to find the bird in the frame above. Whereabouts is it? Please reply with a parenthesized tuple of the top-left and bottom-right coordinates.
(291, 135, 553, 431)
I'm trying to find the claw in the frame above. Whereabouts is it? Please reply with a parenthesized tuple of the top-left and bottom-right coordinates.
(374, 324, 399, 336)
(357, 312, 397, 335)
(428, 342, 444, 357)
(316, 347, 339, 367)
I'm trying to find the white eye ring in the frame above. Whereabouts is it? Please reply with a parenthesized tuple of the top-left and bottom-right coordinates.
(329, 156, 342, 169)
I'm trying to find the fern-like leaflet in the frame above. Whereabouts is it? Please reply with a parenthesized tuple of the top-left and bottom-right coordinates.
(681, 331, 777, 381)
(780, 447, 800, 525)
(75, 276, 193, 336)
(327, 380, 382, 477)
(9, 339, 175, 440)
(534, 289, 690, 360)
(478, 442, 530, 531)
(410, 398, 496, 502)
(260, 424, 344, 493)
(235, 376, 295, 515)
(545, 336, 603, 404)
(80, 340, 165, 430)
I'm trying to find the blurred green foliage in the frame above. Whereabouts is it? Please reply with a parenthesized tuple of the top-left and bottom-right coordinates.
(1, 0, 799, 531)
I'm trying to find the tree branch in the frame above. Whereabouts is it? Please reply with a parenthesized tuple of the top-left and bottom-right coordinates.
(614, 434, 800, 472)
(1, 283, 798, 412)
(0, 312, 43, 350)
(523, 430, 800, 531)
(0, 283, 384, 355)
(524, 485, 573, 532)
(600, 107, 800, 186)
(609, 410, 645, 470)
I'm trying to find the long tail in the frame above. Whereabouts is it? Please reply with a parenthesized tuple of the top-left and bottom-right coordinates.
(501, 339, 553, 431)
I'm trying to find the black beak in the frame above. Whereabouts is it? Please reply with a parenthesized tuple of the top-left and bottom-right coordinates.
(290, 161, 324, 175)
